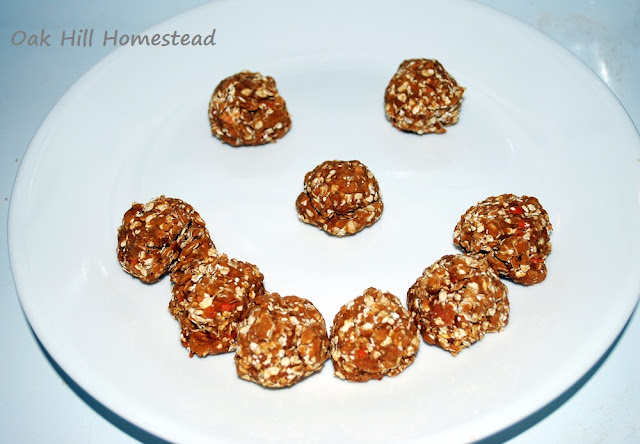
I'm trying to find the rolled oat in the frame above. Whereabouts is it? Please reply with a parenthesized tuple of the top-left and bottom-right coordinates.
(295, 160, 383, 236)
(235, 292, 329, 388)
(208, 71, 291, 147)
(385, 58, 465, 134)
(454, 194, 553, 285)
(330, 288, 420, 382)
(407, 254, 509, 355)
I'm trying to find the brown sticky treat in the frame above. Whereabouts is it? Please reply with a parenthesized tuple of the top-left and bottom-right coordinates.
(234, 293, 330, 388)
(168, 254, 265, 357)
(330, 287, 420, 382)
(295, 160, 384, 236)
(407, 254, 509, 356)
(208, 71, 291, 147)
(117, 196, 210, 284)
(453, 194, 553, 285)
(384, 58, 465, 134)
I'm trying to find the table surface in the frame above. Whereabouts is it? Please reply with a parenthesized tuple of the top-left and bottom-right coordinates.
(1, 1, 639, 442)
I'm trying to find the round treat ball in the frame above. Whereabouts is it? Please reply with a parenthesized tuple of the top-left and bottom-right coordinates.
(330, 287, 420, 382)
(295, 160, 384, 236)
(208, 71, 291, 147)
(168, 254, 265, 357)
(117, 195, 210, 284)
(234, 292, 330, 388)
(384, 58, 465, 134)
(453, 194, 553, 285)
(407, 254, 509, 356)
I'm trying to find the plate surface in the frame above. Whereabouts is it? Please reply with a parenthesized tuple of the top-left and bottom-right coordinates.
(9, 0, 640, 442)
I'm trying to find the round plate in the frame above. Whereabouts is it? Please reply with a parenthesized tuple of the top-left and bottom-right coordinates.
(9, 0, 640, 442)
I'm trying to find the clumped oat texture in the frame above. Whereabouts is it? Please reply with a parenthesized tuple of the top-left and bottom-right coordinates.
(208, 71, 291, 146)
(117, 195, 216, 284)
(384, 58, 465, 134)
(235, 293, 330, 388)
(168, 254, 265, 357)
(407, 254, 509, 356)
(453, 194, 553, 285)
(171, 221, 218, 283)
(330, 288, 420, 382)
(295, 160, 384, 236)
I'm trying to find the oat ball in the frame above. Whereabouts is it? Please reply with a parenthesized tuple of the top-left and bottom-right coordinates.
(330, 288, 420, 382)
(208, 71, 291, 147)
(407, 254, 509, 356)
(234, 292, 330, 388)
(168, 254, 265, 357)
(295, 160, 384, 236)
(453, 194, 553, 285)
(117, 196, 214, 284)
(384, 58, 465, 134)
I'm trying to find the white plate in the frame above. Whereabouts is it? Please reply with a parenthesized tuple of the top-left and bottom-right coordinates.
(9, 0, 640, 442)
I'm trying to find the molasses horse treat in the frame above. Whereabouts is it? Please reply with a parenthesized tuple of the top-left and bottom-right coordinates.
(330, 288, 420, 382)
(235, 293, 330, 388)
(168, 254, 265, 357)
(295, 160, 384, 236)
(117, 195, 214, 284)
(453, 194, 553, 285)
(384, 58, 465, 134)
(208, 71, 291, 146)
(407, 254, 509, 356)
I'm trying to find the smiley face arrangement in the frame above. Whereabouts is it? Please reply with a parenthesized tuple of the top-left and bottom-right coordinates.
(115, 60, 552, 388)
